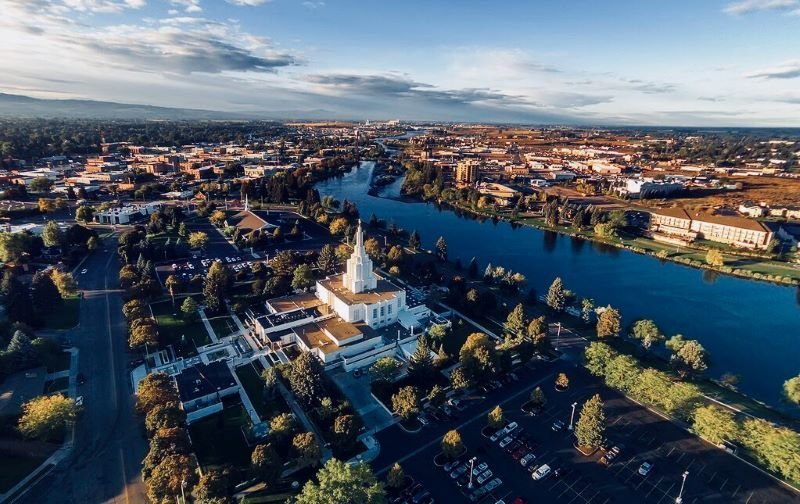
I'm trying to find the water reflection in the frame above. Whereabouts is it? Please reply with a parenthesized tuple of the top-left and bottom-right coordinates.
(543, 230, 557, 252)
(703, 269, 720, 284)
(570, 236, 586, 254)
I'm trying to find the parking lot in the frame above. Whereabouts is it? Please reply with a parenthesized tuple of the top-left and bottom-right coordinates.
(374, 364, 799, 504)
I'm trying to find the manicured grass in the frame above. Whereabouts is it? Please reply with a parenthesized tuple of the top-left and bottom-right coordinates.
(189, 401, 253, 470)
(0, 451, 47, 493)
(209, 315, 236, 339)
(235, 363, 290, 421)
(441, 317, 483, 355)
(44, 296, 80, 330)
(151, 299, 209, 354)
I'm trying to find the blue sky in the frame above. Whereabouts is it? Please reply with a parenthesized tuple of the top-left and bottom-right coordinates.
(1, 0, 799, 125)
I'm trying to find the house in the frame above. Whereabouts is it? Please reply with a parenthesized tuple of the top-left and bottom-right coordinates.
(649, 207, 774, 250)
(174, 360, 239, 424)
(225, 209, 279, 238)
(95, 202, 160, 224)
(252, 222, 432, 370)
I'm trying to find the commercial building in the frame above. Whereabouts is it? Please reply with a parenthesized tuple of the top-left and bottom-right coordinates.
(649, 207, 774, 250)
(456, 160, 480, 184)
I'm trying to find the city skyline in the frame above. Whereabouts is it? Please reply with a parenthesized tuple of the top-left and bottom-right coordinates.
(2, 0, 800, 126)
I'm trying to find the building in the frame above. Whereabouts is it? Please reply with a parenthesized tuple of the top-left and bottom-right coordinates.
(173, 361, 239, 424)
(95, 202, 160, 224)
(456, 160, 480, 184)
(649, 207, 774, 250)
(252, 222, 433, 369)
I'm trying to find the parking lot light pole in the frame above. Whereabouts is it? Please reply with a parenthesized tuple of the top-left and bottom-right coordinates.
(568, 402, 578, 431)
(468, 456, 477, 489)
(676, 470, 689, 503)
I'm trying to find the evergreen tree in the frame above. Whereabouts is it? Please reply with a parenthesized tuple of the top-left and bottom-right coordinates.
(407, 337, 435, 382)
(574, 394, 606, 450)
(408, 230, 420, 250)
(288, 353, 326, 408)
(317, 244, 338, 275)
(435, 236, 447, 261)
(546, 277, 566, 312)
(504, 303, 527, 339)
(30, 270, 62, 319)
(203, 261, 230, 313)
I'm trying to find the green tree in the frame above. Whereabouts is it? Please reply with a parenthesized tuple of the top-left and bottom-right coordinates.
(136, 372, 179, 414)
(333, 414, 358, 450)
(427, 384, 446, 407)
(210, 210, 227, 227)
(692, 405, 739, 444)
(292, 264, 315, 290)
(580, 298, 594, 324)
(188, 231, 210, 250)
(146, 454, 198, 504)
(458, 332, 497, 380)
(203, 261, 230, 313)
(0, 232, 32, 262)
(665, 334, 687, 353)
(30, 270, 62, 317)
(529, 386, 546, 407)
(441, 429, 464, 459)
(706, 248, 725, 267)
(86, 235, 99, 250)
(631, 319, 664, 349)
(75, 205, 94, 223)
(435, 236, 447, 261)
(407, 337, 434, 382)
(129, 319, 158, 348)
(41, 221, 63, 248)
(427, 323, 448, 342)
(181, 297, 199, 320)
(18, 394, 77, 439)
(574, 394, 606, 450)
(449, 367, 472, 391)
(30, 177, 53, 193)
(604, 355, 641, 392)
(740, 418, 800, 483)
(386, 463, 405, 489)
(504, 303, 527, 339)
(292, 432, 322, 468)
(784, 375, 800, 405)
(178, 222, 189, 238)
(583, 341, 617, 377)
(269, 412, 298, 444)
(7, 330, 37, 368)
(391, 386, 420, 421)
(487, 406, 504, 430)
(251, 443, 283, 485)
(369, 357, 401, 384)
(526, 316, 548, 348)
(408, 230, 421, 250)
(672, 339, 708, 376)
(546, 277, 566, 312)
(329, 217, 349, 236)
(293, 459, 385, 504)
(288, 353, 326, 408)
(145, 402, 186, 435)
(596, 306, 621, 339)
(555, 372, 569, 389)
(317, 244, 338, 275)
(195, 468, 232, 504)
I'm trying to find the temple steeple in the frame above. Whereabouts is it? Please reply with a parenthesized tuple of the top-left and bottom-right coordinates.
(342, 220, 377, 294)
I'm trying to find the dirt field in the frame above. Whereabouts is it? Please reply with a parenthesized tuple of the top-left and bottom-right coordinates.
(664, 176, 800, 208)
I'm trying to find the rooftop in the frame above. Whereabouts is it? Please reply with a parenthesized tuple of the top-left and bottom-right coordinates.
(174, 361, 237, 403)
(318, 274, 402, 306)
(268, 292, 325, 314)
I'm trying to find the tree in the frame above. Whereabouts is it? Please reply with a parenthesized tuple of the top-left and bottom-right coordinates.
(42, 220, 63, 248)
(293, 459, 385, 504)
(181, 297, 199, 320)
(188, 231, 210, 250)
(596, 306, 621, 339)
(136, 372, 179, 414)
(427, 323, 448, 342)
(387, 245, 404, 265)
(391, 386, 420, 421)
(178, 222, 189, 238)
(530, 386, 547, 407)
(164, 274, 181, 307)
(30, 177, 53, 193)
(75, 205, 95, 223)
(370, 357, 401, 384)
(692, 405, 739, 445)
(270, 412, 298, 444)
(317, 244, 338, 275)
(706, 248, 724, 267)
(407, 337, 434, 382)
(555, 372, 569, 389)
(740, 418, 800, 483)
(630, 319, 664, 349)
(504, 303, 527, 339)
(195, 469, 232, 504)
(408, 230, 420, 251)
(0, 232, 32, 262)
(665, 334, 687, 353)
(146, 454, 198, 504)
(292, 264, 315, 290)
(333, 414, 358, 449)
(292, 432, 322, 468)
(435, 236, 447, 261)
(428, 384, 446, 407)
(580, 298, 595, 324)
(129, 319, 158, 348)
(784, 375, 800, 405)
(31, 271, 62, 317)
(329, 217, 349, 236)
(441, 429, 464, 459)
(288, 353, 325, 408)
(546, 277, 566, 312)
(145, 402, 186, 435)
(18, 394, 76, 441)
(672, 339, 708, 376)
(449, 367, 472, 391)
(387, 463, 405, 489)
(526, 316, 548, 348)
(123, 298, 147, 320)
(7, 330, 37, 368)
(574, 394, 606, 450)
(487, 406, 504, 430)
(604, 355, 641, 392)
(251, 443, 283, 485)
(204, 261, 230, 313)
(210, 210, 227, 226)
(583, 341, 617, 377)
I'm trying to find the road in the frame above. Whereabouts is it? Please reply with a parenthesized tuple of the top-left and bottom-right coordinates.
(22, 234, 148, 504)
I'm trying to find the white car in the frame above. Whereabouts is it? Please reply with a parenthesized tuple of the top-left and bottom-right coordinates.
(532, 464, 551, 481)
(499, 436, 515, 448)
(81, 268, 88, 274)
(638, 462, 654, 476)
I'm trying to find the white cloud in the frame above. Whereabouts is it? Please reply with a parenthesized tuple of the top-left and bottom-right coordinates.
(225, 0, 271, 6)
(746, 60, 800, 79)
(302, 1, 325, 8)
(170, 0, 202, 13)
(723, 0, 798, 15)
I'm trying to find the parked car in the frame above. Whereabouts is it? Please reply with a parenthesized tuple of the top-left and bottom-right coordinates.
(472, 462, 488, 476)
(532, 464, 552, 481)
(505, 440, 522, 455)
(483, 478, 502, 493)
(520, 453, 536, 467)
(551, 420, 566, 432)
(476, 470, 493, 485)
(450, 464, 468, 479)
(638, 462, 654, 476)
(412, 490, 432, 504)
(499, 436, 515, 449)
(443, 458, 462, 472)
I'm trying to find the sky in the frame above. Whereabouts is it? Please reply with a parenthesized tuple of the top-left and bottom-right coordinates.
(1, 0, 799, 126)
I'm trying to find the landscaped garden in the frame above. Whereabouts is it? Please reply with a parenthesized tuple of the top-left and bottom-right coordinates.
(150, 298, 210, 355)
(188, 399, 253, 470)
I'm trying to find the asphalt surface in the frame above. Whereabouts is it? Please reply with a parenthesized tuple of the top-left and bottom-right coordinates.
(373, 362, 800, 504)
(22, 235, 148, 504)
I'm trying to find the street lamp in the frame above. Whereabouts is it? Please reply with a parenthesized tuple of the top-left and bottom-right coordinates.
(555, 322, 562, 350)
(568, 401, 578, 431)
(675, 470, 689, 503)
(468, 456, 477, 489)
(180, 478, 188, 504)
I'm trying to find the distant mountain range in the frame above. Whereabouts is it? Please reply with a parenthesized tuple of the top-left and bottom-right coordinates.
(0, 92, 336, 121)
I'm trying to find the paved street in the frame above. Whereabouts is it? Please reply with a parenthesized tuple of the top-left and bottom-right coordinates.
(373, 362, 799, 504)
(21, 235, 148, 504)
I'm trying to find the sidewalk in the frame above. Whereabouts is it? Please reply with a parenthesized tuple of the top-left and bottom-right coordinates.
(227, 360, 261, 425)
(198, 308, 219, 343)
(436, 302, 500, 340)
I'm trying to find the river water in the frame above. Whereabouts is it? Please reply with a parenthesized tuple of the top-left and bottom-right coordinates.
(316, 160, 800, 411)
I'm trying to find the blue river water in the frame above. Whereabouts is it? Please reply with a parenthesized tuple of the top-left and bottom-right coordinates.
(316, 161, 800, 411)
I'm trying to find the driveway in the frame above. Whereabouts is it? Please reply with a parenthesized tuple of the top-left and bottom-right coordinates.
(329, 367, 395, 433)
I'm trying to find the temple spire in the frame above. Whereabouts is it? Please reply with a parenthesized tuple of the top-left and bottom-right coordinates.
(342, 219, 376, 294)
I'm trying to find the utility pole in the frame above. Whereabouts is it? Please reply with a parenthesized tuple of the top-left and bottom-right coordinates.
(676, 470, 689, 503)
(568, 401, 578, 431)
(468, 456, 477, 489)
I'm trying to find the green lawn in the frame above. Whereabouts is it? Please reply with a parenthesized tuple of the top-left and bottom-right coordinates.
(44, 296, 80, 330)
(0, 451, 48, 493)
(235, 363, 291, 421)
(189, 401, 253, 470)
(441, 317, 483, 355)
(151, 299, 210, 354)
(208, 315, 236, 339)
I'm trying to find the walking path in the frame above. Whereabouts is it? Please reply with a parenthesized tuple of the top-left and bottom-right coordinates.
(436, 302, 500, 340)
(198, 308, 219, 343)
(226, 360, 261, 425)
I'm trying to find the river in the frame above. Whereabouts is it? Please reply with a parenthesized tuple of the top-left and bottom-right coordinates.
(316, 160, 800, 411)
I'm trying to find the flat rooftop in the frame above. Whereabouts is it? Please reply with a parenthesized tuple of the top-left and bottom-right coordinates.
(268, 292, 325, 314)
(174, 360, 237, 403)
(318, 274, 402, 306)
